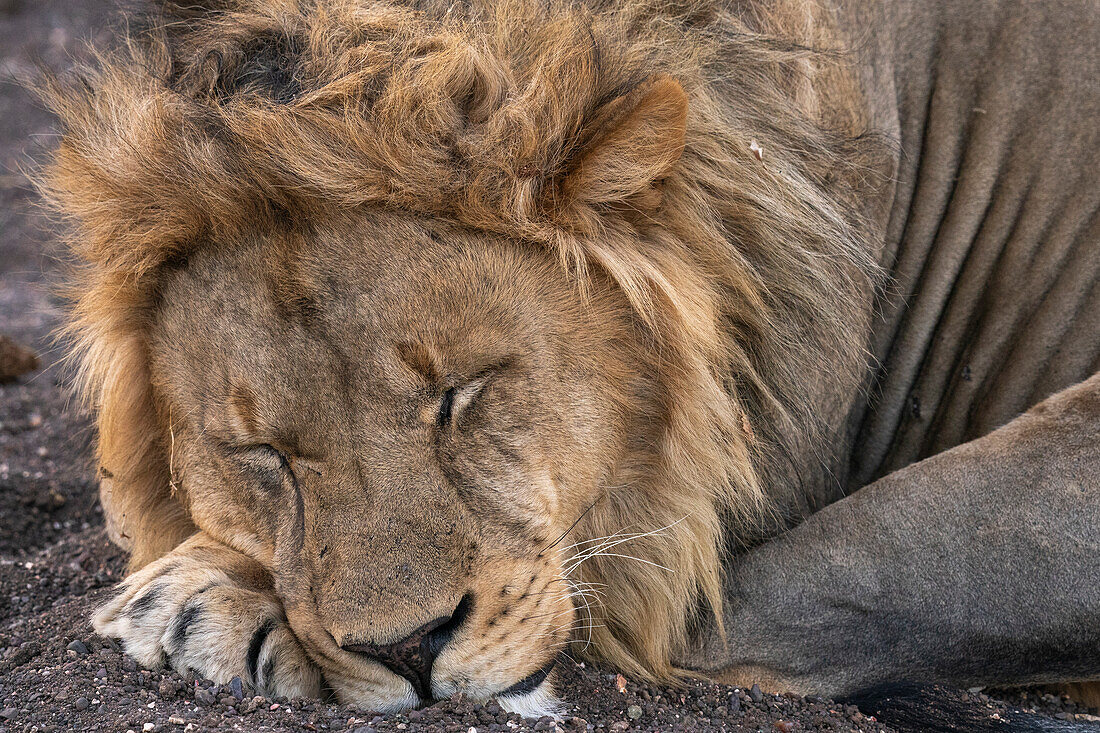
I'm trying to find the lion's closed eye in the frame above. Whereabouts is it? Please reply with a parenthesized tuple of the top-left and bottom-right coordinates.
(437, 380, 485, 428)
(231, 444, 294, 488)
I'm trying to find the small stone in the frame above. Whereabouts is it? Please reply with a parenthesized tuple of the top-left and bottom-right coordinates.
(194, 688, 216, 706)
(73, 698, 90, 711)
(0, 708, 18, 720)
(749, 684, 764, 703)
(0, 335, 39, 383)
(143, 724, 156, 732)
(626, 705, 642, 720)
(229, 676, 244, 700)
(615, 674, 628, 693)
(609, 723, 629, 732)
(728, 695, 741, 713)
(66, 640, 89, 656)
(774, 722, 794, 733)
(7, 640, 42, 666)
(167, 717, 185, 725)
(567, 717, 589, 730)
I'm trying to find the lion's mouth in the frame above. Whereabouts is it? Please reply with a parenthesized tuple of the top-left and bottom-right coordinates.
(499, 658, 558, 700)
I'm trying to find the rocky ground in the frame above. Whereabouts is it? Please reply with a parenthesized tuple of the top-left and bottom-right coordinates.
(1, 1, 1098, 732)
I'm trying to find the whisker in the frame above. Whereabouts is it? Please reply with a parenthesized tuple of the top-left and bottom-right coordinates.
(537, 496, 604, 556)
(551, 526, 642, 556)
(564, 517, 690, 576)
(568, 551, 674, 574)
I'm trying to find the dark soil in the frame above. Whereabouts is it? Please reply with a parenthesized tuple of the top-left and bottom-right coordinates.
(1, 2, 1096, 732)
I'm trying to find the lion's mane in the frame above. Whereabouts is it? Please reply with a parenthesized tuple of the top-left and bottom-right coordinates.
(41, 0, 885, 679)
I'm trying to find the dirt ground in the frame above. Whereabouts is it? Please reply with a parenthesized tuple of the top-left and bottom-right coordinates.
(1, 2, 1097, 732)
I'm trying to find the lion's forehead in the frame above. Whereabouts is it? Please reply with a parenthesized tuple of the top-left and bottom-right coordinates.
(146, 218, 615, 464)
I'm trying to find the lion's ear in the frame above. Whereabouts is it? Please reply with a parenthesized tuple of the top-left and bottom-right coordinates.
(563, 74, 688, 209)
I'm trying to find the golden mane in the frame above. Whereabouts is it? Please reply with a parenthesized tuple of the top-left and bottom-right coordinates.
(41, 0, 885, 680)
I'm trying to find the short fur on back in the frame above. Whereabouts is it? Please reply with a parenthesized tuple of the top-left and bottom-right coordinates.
(41, 0, 886, 680)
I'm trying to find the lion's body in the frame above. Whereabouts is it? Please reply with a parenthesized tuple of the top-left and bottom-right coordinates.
(838, 0, 1099, 488)
(41, 0, 1099, 712)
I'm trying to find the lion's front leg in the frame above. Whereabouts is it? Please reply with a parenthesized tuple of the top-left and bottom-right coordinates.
(679, 373, 1100, 698)
(94, 533, 320, 699)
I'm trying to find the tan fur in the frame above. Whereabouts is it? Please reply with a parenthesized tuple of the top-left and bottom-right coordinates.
(40, 0, 885, 695)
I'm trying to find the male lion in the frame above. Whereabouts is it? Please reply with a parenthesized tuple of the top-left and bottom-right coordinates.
(42, 0, 1099, 716)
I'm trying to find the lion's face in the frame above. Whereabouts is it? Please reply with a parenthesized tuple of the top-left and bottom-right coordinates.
(147, 212, 646, 712)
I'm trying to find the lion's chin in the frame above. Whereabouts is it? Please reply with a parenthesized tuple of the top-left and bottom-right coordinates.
(329, 671, 562, 719)
(496, 683, 564, 719)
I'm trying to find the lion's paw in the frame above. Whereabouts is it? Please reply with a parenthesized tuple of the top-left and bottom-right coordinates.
(93, 551, 320, 699)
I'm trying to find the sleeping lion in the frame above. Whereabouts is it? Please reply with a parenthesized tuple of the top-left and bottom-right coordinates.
(42, 0, 1099, 717)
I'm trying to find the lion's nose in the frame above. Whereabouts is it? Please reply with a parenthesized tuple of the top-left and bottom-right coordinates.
(341, 595, 471, 702)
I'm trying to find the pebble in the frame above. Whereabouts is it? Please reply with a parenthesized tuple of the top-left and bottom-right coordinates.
(194, 688, 216, 706)
(167, 717, 185, 725)
(0, 708, 18, 720)
(626, 705, 642, 720)
(749, 684, 764, 703)
(73, 697, 90, 711)
(229, 676, 244, 700)
(66, 640, 89, 656)
(143, 723, 156, 732)
(729, 694, 741, 713)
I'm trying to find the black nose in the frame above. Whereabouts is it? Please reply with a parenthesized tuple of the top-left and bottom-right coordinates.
(342, 595, 471, 701)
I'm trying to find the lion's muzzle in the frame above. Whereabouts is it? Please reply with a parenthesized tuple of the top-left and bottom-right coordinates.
(341, 595, 471, 701)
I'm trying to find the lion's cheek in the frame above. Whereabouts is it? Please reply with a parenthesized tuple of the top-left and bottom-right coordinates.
(509, 468, 561, 530)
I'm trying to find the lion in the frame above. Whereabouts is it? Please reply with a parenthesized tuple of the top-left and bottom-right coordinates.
(40, 0, 1100, 717)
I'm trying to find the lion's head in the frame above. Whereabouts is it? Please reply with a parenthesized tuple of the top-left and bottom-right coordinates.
(42, 0, 880, 714)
